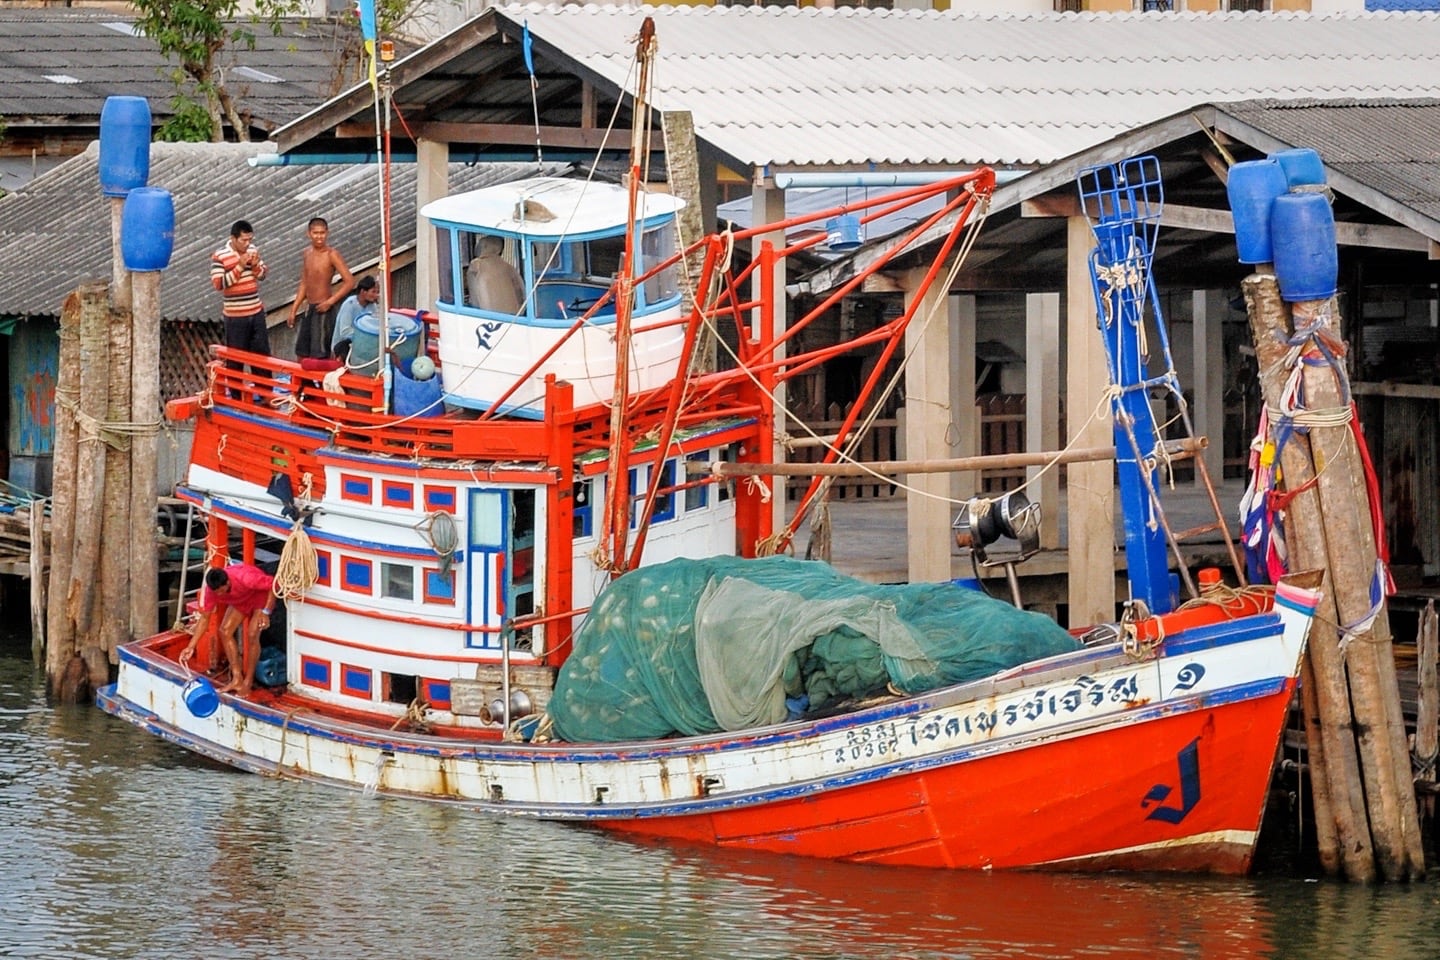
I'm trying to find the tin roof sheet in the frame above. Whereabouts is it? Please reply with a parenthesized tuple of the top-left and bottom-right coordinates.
(493, 4, 1440, 168)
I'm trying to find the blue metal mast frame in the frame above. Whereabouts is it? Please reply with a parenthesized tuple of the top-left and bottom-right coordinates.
(1077, 156, 1176, 614)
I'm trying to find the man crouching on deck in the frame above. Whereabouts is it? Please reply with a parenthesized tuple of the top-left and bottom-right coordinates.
(179, 564, 277, 696)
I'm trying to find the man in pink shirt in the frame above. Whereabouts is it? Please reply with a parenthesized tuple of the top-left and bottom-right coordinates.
(179, 563, 277, 696)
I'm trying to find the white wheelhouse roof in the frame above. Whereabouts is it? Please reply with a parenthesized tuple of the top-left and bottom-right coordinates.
(421, 177, 686, 238)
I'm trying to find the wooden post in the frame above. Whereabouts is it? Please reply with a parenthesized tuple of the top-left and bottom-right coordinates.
(661, 110, 714, 372)
(1415, 601, 1438, 822)
(66, 281, 111, 689)
(45, 290, 82, 700)
(130, 271, 162, 639)
(28, 498, 46, 664)
(1295, 295, 1425, 881)
(99, 297, 132, 665)
(1242, 274, 1374, 881)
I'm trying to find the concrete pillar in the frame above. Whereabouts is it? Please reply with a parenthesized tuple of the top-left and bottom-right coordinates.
(950, 294, 978, 503)
(1192, 288, 1226, 487)
(751, 183, 788, 536)
(1026, 291, 1062, 549)
(904, 267, 955, 584)
(1065, 215, 1115, 625)
(414, 137, 449, 313)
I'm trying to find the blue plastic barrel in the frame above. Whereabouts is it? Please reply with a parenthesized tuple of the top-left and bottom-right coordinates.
(1270, 148, 1326, 189)
(121, 187, 175, 271)
(1226, 158, 1288, 264)
(98, 96, 151, 198)
(1271, 192, 1338, 303)
(351, 311, 423, 370)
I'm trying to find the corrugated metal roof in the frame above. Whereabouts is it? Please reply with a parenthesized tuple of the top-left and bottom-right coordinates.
(1218, 98, 1440, 226)
(492, 4, 1440, 168)
(0, 143, 567, 321)
(0, 9, 359, 134)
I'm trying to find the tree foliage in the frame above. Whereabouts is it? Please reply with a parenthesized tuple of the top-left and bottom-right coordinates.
(131, 0, 302, 143)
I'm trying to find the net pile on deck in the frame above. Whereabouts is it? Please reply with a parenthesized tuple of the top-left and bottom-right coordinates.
(548, 555, 1080, 742)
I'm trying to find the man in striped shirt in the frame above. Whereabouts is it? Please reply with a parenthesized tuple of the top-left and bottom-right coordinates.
(211, 219, 270, 394)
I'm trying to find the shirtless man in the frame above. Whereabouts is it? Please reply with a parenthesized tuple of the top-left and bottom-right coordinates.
(288, 217, 355, 361)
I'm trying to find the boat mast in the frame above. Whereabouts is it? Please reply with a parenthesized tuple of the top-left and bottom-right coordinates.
(601, 16, 658, 577)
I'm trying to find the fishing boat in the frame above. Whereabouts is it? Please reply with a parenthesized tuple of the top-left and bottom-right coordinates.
(96, 16, 1322, 870)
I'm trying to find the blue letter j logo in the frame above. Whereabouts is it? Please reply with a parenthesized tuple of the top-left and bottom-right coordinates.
(1142, 737, 1201, 824)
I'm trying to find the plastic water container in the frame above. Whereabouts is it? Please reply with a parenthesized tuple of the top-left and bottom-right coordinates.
(1226, 158, 1288, 264)
(1271, 192, 1338, 303)
(1270, 147, 1326, 189)
(182, 676, 219, 718)
(392, 367, 444, 418)
(350, 311, 423, 371)
(120, 187, 175, 271)
(99, 96, 151, 198)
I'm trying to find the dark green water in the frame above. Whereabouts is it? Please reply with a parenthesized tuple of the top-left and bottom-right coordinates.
(4, 645, 1440, 959)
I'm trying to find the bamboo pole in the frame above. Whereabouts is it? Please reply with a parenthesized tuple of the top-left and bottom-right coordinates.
(700, 438, 1204, 479)
(1296, 295, 1425, 881)
(1242, 274, 1374, 881)
(45, 290, 82, 700)
(99, 299, 132, 667)
(130, 271, 162, 639)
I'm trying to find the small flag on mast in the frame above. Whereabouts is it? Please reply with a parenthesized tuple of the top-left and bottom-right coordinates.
(356, 0, 378, 89)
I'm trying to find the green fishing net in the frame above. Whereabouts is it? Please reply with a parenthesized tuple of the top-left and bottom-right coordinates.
(547, 555, 1080, 742)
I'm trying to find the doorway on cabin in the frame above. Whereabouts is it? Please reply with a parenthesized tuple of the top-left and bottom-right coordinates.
(465, 487, 538, 653)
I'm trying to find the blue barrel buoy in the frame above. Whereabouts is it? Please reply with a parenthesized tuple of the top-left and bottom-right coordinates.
(121, 187, 175, 271)
(1271, 192, 1338, 303)
(98, 95, 151, 197)
(1270, 147, 1326, 189)
(1226, 158, 1288, 264)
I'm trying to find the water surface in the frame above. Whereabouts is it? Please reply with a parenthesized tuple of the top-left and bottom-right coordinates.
(4, 645, 1439, 959)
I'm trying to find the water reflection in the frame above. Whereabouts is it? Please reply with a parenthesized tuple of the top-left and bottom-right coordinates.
(4, 644, 1440, 960)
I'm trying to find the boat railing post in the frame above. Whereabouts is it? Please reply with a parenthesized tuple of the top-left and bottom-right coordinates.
(500, 620, 513, 732)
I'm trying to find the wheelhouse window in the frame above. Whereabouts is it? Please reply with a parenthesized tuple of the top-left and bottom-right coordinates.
(435, 226, 455, 305)
(640, 221, 680, 307)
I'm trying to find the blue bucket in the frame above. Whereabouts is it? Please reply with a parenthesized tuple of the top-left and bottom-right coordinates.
(1271, 192, 1338, 303)
(1226, 158, 1288, 265)
(1270, 148, 1326, 189)
(182, 676, 219, 718)
(121, 187, 175, 271)
(825, 214, 863, 251)
(99, 95, 151, 198)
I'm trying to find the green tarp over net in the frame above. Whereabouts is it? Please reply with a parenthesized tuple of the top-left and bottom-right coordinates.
(547, 556, 1080, 743)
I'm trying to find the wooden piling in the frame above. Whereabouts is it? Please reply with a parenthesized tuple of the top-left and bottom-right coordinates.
(99, 297, 132, 665)
(130, 271, 162, 640)
(1416, 601, 1438, 823)
(1242, 273, 1374, 881)
(1294, 295, 1425, 881)
(45, 291, 82, 700)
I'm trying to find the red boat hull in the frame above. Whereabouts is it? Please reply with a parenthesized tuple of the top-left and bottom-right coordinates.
(603, 684, 1294, 873)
